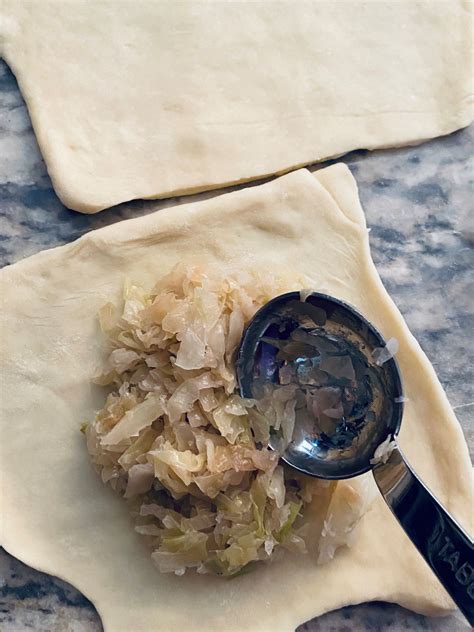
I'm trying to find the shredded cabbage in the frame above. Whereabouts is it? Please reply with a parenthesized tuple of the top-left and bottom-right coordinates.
(370, 436, 397, 465)
(85, 266, 369, 576)
(371, 337, 399, 366)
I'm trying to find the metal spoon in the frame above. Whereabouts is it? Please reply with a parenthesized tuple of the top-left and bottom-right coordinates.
(236, 291, 473, 625)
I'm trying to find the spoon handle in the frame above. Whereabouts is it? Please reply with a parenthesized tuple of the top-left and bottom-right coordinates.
(372, 445, 474, 625)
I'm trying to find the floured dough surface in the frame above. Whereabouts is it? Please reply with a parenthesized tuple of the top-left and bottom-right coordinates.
(1, 1, 473, 213)
(0, 165, 472, 631)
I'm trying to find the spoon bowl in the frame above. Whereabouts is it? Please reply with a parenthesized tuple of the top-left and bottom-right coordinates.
(236, 291, 404, 478)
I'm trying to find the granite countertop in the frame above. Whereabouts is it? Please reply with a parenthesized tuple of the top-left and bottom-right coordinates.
(0, 57, 472, 631)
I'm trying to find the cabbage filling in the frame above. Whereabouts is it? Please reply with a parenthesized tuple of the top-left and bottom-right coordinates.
(85, 266, 370, 576)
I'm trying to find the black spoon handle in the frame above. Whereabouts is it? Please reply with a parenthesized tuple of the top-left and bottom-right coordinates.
(372, 445, 474, 626)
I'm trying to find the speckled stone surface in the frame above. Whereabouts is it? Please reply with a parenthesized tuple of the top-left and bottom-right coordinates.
(0, 57, 472, 632)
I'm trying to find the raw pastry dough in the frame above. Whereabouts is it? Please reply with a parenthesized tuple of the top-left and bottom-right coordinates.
(1, 1, 473, 213)
(0, 166, 472, 631)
